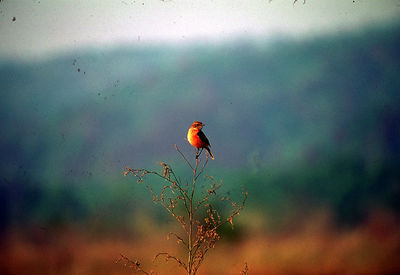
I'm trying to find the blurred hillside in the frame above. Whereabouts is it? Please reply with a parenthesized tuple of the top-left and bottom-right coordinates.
(1, 23, 400, 236)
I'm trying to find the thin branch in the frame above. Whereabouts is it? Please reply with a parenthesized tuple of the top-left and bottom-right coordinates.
(124, 167, 189, 233)
(153, 252, 187, 271)
(175, 144, 194, 170)
(117, 254, 154, 275)
(216, 190, 248, 230)
(157, 197, 188, 232)
(167, 232, 187, 246)
(195, 176, 222, 212)
(195, 155, 209, 181)
(191, 154, 200, 200)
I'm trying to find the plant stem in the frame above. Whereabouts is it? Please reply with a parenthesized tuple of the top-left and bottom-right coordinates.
(188, 200, 193, 274)
(188, 151, 200, 274)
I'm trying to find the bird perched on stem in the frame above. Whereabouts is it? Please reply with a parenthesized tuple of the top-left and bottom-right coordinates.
(187, 121, 215, 160)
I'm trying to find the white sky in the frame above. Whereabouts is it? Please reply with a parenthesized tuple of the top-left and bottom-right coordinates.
(0, 0, 399, 59)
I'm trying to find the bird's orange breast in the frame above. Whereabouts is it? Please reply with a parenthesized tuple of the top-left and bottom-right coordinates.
(187, 128, 207, 148)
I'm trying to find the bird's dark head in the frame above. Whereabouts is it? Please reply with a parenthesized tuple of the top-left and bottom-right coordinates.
(191, 121, 204, 130)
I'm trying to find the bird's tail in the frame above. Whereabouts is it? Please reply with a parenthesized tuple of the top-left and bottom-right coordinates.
(206, 147, 215, 160)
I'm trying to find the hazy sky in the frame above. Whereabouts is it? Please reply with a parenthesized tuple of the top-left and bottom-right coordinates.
(0, 0, 399, 59)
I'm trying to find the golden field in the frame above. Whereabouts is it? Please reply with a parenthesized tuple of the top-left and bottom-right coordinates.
(1, 210, 399, 275)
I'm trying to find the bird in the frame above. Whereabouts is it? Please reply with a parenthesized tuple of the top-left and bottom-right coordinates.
(187, 121, 215, 160)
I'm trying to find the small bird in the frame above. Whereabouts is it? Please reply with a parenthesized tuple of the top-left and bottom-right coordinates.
(187, 121, 215, 160)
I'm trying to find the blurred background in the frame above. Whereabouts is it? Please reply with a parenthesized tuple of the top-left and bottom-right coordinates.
(1, 0, 400, 274)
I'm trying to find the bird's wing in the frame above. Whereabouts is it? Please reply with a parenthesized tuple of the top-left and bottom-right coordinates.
(197, 130, 210, 146)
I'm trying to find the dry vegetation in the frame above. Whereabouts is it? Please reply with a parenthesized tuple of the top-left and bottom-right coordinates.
(122, 145, 247, 274)
(1, 209, 400, 275)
